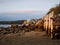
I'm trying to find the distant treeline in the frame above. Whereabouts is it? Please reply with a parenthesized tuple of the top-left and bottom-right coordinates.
(0, 20, 25, 24)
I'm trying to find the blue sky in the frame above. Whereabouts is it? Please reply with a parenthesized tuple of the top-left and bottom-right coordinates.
(0, 0, 60, 21)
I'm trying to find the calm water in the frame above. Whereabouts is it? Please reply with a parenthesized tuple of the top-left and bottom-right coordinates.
(0, 25, 11, 28)
(0, 24, 22, 28)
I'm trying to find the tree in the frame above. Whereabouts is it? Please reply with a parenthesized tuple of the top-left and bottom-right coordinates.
(47, 4, 60, 15)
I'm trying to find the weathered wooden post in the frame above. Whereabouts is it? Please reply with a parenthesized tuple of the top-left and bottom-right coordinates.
(48, 11, 54, 39)
(43, 15, 49, 33)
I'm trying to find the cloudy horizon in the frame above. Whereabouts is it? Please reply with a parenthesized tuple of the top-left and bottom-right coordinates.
(0, 0, 60, 21)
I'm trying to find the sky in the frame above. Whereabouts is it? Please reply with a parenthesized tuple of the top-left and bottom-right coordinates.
(0, 0, 60, 21)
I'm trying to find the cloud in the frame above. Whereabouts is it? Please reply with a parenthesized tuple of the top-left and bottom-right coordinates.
(1, 8, 42, 13)
(0, 0, 60, 13)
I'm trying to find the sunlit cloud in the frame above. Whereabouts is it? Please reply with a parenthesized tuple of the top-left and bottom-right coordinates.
(0, 0, 60, 21)
(1, 9, 42, 13)
(0, 0, 60, 13)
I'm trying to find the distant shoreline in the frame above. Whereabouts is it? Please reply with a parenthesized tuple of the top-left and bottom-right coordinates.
(0, 20, 25, 24)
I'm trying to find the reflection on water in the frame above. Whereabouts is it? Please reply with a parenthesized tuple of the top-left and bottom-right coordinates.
(0, 24, 22, 28)
(0, 24, 11, 28)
